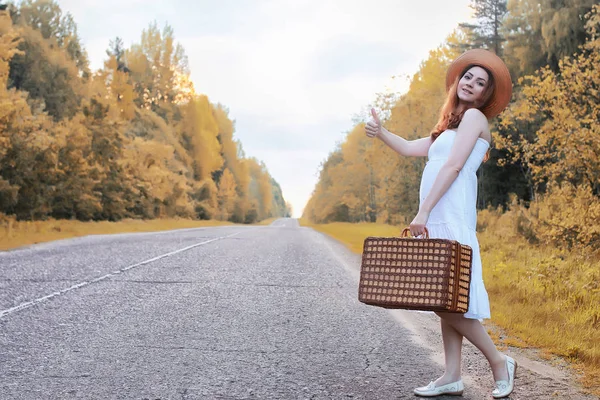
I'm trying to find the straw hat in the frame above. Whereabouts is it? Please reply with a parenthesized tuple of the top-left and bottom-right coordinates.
(446, 49, 513, 118)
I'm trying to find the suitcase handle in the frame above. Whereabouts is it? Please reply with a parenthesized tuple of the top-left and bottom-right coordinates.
(401, 227, 429, 239)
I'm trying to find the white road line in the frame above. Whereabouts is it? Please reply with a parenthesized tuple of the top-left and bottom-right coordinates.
(0, 231, 243, 319)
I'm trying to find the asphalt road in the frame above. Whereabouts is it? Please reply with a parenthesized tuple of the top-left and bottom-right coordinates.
(0, 219, 596, 400)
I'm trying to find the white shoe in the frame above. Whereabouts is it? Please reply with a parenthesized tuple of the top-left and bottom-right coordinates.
(492, 355, 517, 398)
(413, 379, 464, 397)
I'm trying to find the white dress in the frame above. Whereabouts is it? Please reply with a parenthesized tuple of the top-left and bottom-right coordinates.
(419, 129, 491, 320)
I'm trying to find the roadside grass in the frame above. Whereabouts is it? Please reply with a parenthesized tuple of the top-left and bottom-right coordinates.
(299, 217, 600, 395)
(0, 216, 277, 251)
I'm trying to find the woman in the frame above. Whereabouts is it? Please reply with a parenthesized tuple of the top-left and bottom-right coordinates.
(365, 49, 517, 398)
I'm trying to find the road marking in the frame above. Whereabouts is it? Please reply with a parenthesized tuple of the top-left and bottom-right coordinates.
(0, 231, 243, 319)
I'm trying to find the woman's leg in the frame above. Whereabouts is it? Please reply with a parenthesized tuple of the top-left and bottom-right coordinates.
(435, 312, 508, 382)
(434, 317, 464, 385)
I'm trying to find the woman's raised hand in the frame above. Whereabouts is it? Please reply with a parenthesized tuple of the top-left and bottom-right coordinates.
(365, 108, 382, 138)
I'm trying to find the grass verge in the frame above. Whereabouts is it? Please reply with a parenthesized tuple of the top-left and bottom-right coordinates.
(0, 217, 276, 251)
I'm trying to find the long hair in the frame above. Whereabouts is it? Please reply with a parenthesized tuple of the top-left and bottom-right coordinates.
(430, 64, 495, 141)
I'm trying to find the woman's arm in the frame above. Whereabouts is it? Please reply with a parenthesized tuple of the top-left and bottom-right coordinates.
(377, 129, 433, 157)
(365, 108, 432, 157)
(410, 108, 488, 236)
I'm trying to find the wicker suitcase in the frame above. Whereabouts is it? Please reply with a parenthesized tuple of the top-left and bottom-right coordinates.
(358, 228, 472, 313)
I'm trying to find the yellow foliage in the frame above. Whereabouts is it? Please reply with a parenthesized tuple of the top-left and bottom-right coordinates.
(0, 11, 28, 160)
(496, 184, 600, 250)
(217, 168, 237, 220)
(126, 22, 188, 112)
(103, 55, 136, 120)
(0, 11, 21, 85)
(172, 68, 196, 105)
(15, 23, 85, 100)
(498, 5, 600, 196)
(193, 179, 219, 219)
(181, 96, 224, 181)
(0, 5, 286, 225)
(212, 104, 248, 202)
(246, 158, 274, 221)
(123, 137, 190, 207)
(258, 170, 272, 219)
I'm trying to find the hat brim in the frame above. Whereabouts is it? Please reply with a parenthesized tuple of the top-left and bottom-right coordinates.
(446, 49, 512, 118)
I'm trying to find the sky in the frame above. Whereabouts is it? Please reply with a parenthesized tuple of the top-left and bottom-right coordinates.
(57, 0, 473, 218)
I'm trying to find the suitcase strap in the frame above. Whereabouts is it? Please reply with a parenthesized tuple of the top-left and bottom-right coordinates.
(452, 242, 462, 311)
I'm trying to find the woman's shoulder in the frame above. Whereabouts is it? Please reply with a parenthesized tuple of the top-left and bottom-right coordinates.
(463, 108, 488, 122)
(461, 108, 490, 132)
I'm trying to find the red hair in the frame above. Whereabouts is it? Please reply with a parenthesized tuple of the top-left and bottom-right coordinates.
(430, 64, 495, 141)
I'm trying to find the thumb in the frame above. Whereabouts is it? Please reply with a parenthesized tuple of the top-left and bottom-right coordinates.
(370, 108, 381, 124)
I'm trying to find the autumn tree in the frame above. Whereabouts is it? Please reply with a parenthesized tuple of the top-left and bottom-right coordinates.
(459, 0, 507, 55)
(216, 168, 237, 220)
(269, 179, 290, 218)
(304, 146, 357, 223)
(0, 8, 33, 214)
(179, 95, 223, 182)
(126, 22, 189, 120)
(503, 0, 597, 76)
(13, 0, 89, 75)
(103, 37, 135, 120)
(245, 158, 273, 222)
(7, 0, 88, 120)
